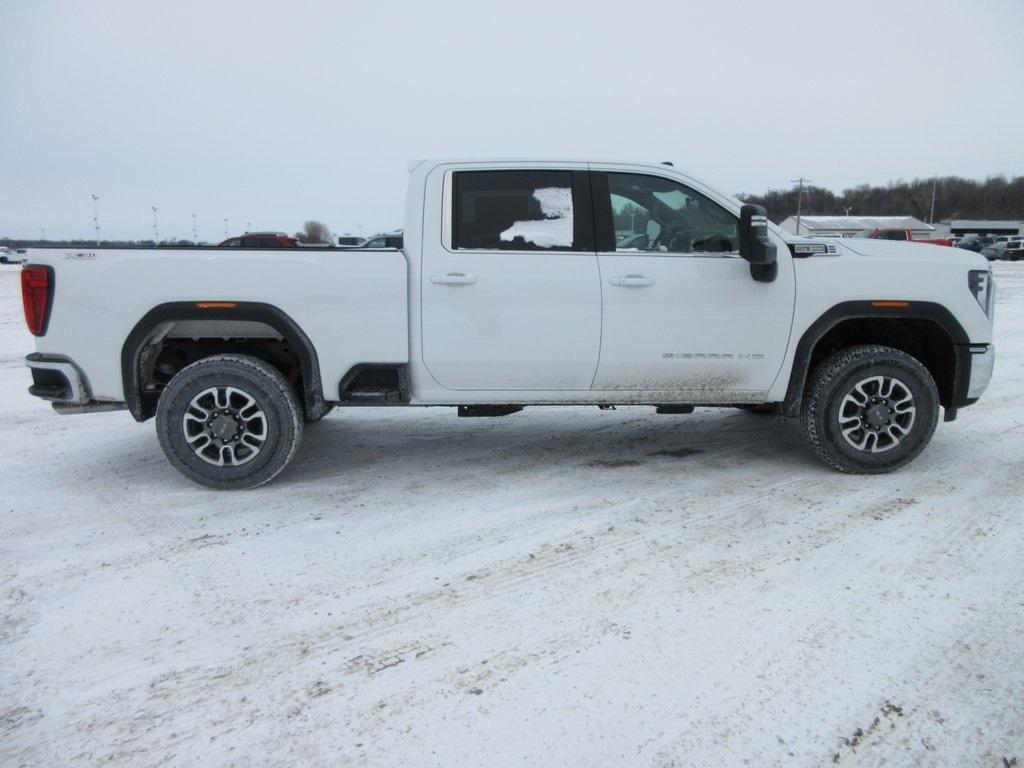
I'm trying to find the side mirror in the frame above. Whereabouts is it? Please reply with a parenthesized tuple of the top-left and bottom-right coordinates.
(739, 204, 777, 283)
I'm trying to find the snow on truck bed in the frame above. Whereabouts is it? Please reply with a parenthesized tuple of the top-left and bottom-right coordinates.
(1, 263, 1022, 767)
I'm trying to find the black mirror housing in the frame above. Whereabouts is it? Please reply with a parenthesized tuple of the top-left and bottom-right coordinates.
(739, 204, 778, 282)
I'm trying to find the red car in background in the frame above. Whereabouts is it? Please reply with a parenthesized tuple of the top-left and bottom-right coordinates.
(865, 228, 953, 246)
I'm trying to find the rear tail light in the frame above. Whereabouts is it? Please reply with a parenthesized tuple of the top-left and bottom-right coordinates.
(21, 266, 54, 336)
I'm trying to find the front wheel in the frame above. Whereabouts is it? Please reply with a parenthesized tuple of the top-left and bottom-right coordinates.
(156, 354, 303, 489)
(800, 345, 939, 473)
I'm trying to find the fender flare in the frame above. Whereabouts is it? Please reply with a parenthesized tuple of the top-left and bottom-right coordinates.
(781, 300, 970, 417)
(121, 301, 324, 421)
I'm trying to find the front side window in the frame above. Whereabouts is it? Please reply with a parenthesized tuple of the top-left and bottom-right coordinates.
(606, 173, 738, 254)
(453, 170, 576, 251)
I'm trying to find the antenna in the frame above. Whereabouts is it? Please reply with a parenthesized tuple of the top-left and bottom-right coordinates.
(91, 194, 101, 246)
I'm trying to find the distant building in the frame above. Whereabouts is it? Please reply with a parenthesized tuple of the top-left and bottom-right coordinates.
(779, 215, 934, 238)
(938, 220, 1024, 238)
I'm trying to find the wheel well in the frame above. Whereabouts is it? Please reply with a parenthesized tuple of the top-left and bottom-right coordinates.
(799, 317, 957, 410)
(122, 303, 324, 421)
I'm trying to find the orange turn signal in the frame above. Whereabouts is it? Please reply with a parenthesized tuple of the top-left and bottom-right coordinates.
(871, 300, 909, 308)
(195, 302, 237, 309)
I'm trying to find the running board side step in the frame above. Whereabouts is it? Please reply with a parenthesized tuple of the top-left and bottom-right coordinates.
(457, 405, 524, 418)
(655, 405, 695, 414)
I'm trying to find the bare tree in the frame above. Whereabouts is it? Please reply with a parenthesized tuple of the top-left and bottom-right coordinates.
(738, 174, 1024, 224)
(296, 220, 332, 244)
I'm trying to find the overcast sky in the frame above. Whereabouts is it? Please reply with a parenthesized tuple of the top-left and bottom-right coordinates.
(2, 0, 1022, 241)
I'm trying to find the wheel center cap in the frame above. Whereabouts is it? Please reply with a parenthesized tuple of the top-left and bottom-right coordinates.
(865, 404, 891, 427)
(211, 414, 239, 440)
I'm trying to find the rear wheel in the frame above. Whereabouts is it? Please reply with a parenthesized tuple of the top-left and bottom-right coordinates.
(800, 345, 938, 473)
(156, 354, 303, 489)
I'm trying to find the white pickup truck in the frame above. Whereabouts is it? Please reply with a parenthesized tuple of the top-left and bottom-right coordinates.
(21, 159, 996, 488)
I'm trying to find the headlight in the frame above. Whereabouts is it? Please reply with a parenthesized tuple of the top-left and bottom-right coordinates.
(968, 269, 995, 319)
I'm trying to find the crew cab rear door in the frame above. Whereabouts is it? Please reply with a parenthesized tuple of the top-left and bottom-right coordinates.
(420, 165, 601, 390)
(590, 167, 795, 398)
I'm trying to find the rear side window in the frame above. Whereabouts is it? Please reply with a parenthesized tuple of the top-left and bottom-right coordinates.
(453, 170, 578, 251)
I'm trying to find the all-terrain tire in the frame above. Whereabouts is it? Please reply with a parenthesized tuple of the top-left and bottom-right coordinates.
(800, 345, 939, 474)
(156, 354, 303, 489)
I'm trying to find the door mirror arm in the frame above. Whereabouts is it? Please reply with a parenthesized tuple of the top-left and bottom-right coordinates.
(739, 204, 778, 283)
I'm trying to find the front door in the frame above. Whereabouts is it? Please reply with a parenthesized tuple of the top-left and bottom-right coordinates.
(421, 168, 602, 391)
(591, 170, 795, 398)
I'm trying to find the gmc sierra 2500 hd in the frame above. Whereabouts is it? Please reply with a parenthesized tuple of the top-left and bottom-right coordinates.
(22, 159, 995, 488)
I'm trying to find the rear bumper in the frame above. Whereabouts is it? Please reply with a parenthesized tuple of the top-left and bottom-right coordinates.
(25, 353, 126, 414)
(26, 353, 90, 403)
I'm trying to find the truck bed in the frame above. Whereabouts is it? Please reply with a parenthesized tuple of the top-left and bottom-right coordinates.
(28, 246, 410, 403)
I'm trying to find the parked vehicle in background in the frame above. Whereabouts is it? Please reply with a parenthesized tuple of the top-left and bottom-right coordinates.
(21, 158, 995, 488)
(360, 232, 403, 249)
(1, 248, 28, 264)
(864, 229, 953, 246)
(1005, 239, 1024, 261)
(337, 235, 365, 247)
(980, 242, 1005, 261)
(958, 236, 994, 253)
(219, 232, 298, 248)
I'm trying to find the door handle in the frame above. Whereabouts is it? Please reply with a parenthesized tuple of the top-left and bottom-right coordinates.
(431, 273, 477, 286)
(610, 275, 655, 287)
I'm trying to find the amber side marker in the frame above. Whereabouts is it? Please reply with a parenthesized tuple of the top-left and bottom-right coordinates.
(195, 302, 237, 309)
(871, 300, 909, 308)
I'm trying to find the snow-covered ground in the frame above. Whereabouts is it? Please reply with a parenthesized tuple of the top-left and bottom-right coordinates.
(1, 263, 1022, 767)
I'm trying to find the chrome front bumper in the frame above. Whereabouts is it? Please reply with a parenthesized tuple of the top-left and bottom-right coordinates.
(967, 344, 995, 399)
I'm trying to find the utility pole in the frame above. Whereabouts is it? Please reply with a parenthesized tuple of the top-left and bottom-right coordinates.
(192, 212, 198, 243)
(91, 194, 101, 246)
(40, 227, 46, 242)
(151, 206, 159, 242)
(842, 206, 853, 216)
(223, 218, 229, 238)
(791, 177, 811, 235)
(929, 176, 937, 224)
